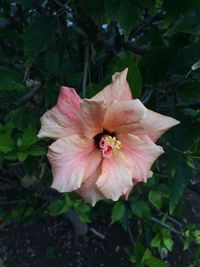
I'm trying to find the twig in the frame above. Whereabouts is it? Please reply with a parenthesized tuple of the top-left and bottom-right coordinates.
(140, 87, 154, 104)
(127, 225, 135, 246)
(161, 140, 186, 155)
(82, 42, 89, 98)
(89, 227, 105, 239)
(150, 216, 183, 235)
(54, 0, 74, 16)
(158, 211, 184, 234)
(14, 80, 42, 106)
(0, 200, 21, 204)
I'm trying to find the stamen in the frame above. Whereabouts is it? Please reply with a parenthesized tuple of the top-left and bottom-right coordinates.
(99, 135, 121, 159)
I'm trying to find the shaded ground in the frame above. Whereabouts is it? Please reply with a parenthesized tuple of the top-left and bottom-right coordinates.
(0, 182, 200, 267)
(0, 215, 132, 267)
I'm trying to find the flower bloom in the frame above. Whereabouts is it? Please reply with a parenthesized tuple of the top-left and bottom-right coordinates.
(38, 69, 179, 206)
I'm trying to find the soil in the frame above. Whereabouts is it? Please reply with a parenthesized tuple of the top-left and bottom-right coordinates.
(0, 216, 132, 267)
(0, 184, 200, 267)
(0, 186, 132, 267)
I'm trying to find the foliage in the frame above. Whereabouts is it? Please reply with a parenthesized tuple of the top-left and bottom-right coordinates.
(1, 0, 200, 265)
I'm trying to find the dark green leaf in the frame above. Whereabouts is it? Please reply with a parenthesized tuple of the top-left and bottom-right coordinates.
(167, 9, 200, 36)
(0, 134, 15, 153)
(111, 201, 125, 224)
(17, 151, 29, 161)
(29, 145, 47, 156)
(17, 127, 38, 149)
(0, 66, 25, 92)
(168, 43, 200, 75)
(162, 229, 174, 251)
(113, 53, 142, 97)
(169, 160, 191, 214)
(24, 16, 58, 67)
(48, 199, 69, 216)
(163, 0, 200, 21)
(148, 190, 162, 209)
(131, 199, 151, 218)
(151, 233, 161, 248)
(104, 0, 140, 40)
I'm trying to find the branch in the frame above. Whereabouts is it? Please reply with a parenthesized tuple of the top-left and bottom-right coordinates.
(121, 40, 149, 55)
(14, 80, 42, 106)
(64, 209, 88, 235)
(82, 42, 89, 98)
(130, 12, 164, 38)
(175, 101, 200, 109)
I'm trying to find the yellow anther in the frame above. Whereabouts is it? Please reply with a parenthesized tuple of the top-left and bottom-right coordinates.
(104, 135, 121, 150)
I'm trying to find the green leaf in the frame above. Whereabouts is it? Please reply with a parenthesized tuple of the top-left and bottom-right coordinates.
(169, 160, 191, 214)
(113, 53, 142, 97)
(148, 190, 162, 209)
(168, 43, 200, 75)
(29, 145, 47, 156)
(86, 83, 102, 98)
(17, 127, 38, 149)
(17, 151, 29, 161)
(167, 9, 200, 36)
(48, 199, 69, 216)
(5, 107, 38, 130)
(15, 0, 35, 9)
(186, 157, 197, 170)
(104, 0, 140, 40)
(79, 213, 91, 223)
(0, 66, 25, 92)
(163, 0, 200, 21)
(24, 207, 34, 217)
(77, 203, 91, 214)
(24, 16, 58, 67)
(0, 134, 15, 153)
(131, 199, 151, 218)
(141, 248, 152, 263)
(145, 256, 168, 267)
(139, 47, 174, 83)
(111, 201, 125, 224)
(151, 233, 161, 248)
(130, 255, 137, 264)
(162, 229, 174, 251)
(176, 81, 200, 102)
(183, 236, 191, 251)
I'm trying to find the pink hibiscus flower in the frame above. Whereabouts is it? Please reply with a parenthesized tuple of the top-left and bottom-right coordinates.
(38, 68, 179, 206)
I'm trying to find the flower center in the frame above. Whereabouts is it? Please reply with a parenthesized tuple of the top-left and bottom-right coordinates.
(99, 135, 121, 159)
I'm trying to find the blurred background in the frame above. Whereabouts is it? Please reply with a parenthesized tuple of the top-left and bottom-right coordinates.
(0, 0, 200, 266)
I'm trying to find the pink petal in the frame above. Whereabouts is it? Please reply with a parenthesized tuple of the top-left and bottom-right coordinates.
(96, 152, 133, 201)
(92, 68, 132, 104)
(136, 109, 180, 142)
(119, 134, 164, 182)
(57, 86, 81, 118)
(103, 99, 146, 133)
(79, 99, 106, 138)
(48, 135, 101, 192)
(117, 107, 180, 142)
(37, 87, 81, 139)
(76, 166, 105, 206)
